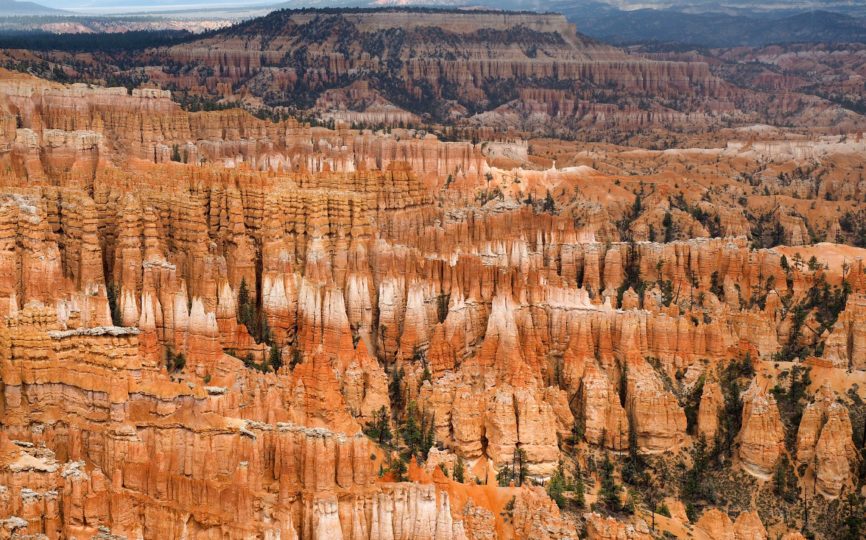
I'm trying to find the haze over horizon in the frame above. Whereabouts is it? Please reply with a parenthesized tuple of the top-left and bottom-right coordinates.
(14, 0, 866, 15)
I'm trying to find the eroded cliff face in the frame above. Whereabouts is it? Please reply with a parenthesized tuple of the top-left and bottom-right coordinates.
(1, 70, 865, 540)
(0, 68, 485, 190)
(149, 9, 725, 133)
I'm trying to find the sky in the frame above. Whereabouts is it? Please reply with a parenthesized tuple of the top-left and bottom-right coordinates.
(19, 0, 865, 16)
(27, 0, 284, 13)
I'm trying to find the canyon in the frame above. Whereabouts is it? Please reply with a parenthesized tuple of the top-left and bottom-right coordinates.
(0, 6, 865, 540)
(5, 8, 866, 143)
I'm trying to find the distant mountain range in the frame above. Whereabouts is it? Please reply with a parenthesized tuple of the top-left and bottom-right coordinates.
(549, 1, 866, 47)
(3, 0, 866, 47)
(0, 0, 67, 15)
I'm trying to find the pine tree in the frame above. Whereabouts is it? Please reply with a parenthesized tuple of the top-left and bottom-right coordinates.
(573, 461, 586, 509)
(663, 211, 674, 242)
(599, 455, 621, 512)
(454, 455, 465, 483)
(389, 367, 405, 412)
(268, 344, 283, 372)
(514, 447, 528, 487)
(547, 461, 567, 508)
(237, 278, 253, 331)
(106, 283, 122, 326)
(496, 464, 513, 486)
(543, 190, 556, 213)
(364, 406, 393, 446)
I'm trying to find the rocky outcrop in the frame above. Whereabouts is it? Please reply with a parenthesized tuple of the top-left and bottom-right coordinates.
(697, 381, 723, 445)
(738, 381, 785, 479)
(3, 53, 866, 540)
(584, 513, 652, 540)
(156, 9, 724, 138)
(733, 511, 767, 540)
(696, 508, 735, 540)
(796, 384, 859, 498)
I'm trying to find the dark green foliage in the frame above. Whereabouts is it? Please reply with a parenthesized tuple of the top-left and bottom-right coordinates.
(839, 209, 866, 248)
(400, 401, 435, 461)
(710, 270, 724, 299)
(684, 375, 706, 435)
(436, 294, 449, 324)
(170, 144, 182, 162)
(236, 278, 273, 346)
(773, 454, 799, 504)
(543, 190, 556, 214)
(622, 415, 649, 488)
(787, 365, 811, 406)
(0, 28, 194, 52)
(165, 347, 186, 373)
(685, 502, 699, 522)
(547, 461, 568, 508)
(777, 275, 850, 361)
(715, 355, 753, 459)
(454, 455, 465, 483)
(834, 493, 866, 540)
(616, 241, 646, 307)
(388, 453, 408, 482)
(268, 344, 283, 372)
(514, 447, 528, 486)
(682, 435, 715, 505)
(616, 183, 645, 240)
(363, 406, 393, 446)
(289, 349, 303, 370)
(496, 448, 528, 487)
(106, 283, 122, 326)
(659, 279, 675, 307)
(573, 461, 586, 509)
(750, 211, 785, 248)
(496, 463, 514, 487)
(598, 455, 622, 513)
(570, 411, 585, 446)
(389, 367, 405, 413)
(772, 365, 812, 451)
(662, 211, 675, 243)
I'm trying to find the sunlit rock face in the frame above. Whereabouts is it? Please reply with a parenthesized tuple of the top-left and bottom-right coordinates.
(2, 16, 866, 539)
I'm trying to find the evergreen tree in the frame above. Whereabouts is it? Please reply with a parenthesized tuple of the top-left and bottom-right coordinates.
(547, 461, 567, 508)
(401, 402, 434, 460)
(573, 461, 586, 509)
(496, 464, 513, 487)
(454, 455, 465, 483)
(663, 211, 675, 242)
(237, 278, 254, 331)
(682, 435, 712, 503)
(388, 453, 408, 482)
(514, 447, 528, 487)
(106, 283, 122, 326)
(389, 367, 405, 412)
(836, 493, 866, 540)
(599, 455, 621, 513)
(543, 190, 556, 213)
(268, 344, 283, 372)
(364, 406, 393, 446)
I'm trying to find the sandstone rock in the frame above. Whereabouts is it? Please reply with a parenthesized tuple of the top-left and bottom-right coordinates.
(738, 380, 785, 478)
(696, 508, 735, 540)
(796, 384, 858, 498)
